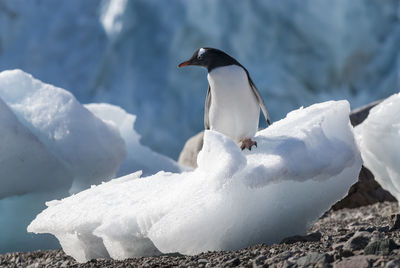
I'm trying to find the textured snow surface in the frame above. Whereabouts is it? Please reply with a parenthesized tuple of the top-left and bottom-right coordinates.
(355, 93, 400, 203)
(29, 100, 362, 262)
(0, 69, 126, 194)
(0, 0, 399, 158)
(0, 70, 179, 253)
(0, 69, 126, 253)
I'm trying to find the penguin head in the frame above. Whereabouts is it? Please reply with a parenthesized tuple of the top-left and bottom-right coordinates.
(178, 48, 240, 72)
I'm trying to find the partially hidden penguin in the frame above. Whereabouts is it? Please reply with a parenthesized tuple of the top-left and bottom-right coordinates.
(178, 47, 271, 150)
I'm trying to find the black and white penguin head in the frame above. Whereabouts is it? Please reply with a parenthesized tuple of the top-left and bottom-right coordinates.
(178, 47, 241, 72)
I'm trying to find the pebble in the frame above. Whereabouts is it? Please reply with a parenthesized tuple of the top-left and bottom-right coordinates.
(364, 239, 399, 255)
(389, 214, 400, 231)
(296, 252, 333, 266)
(334, 255, 375, 268)
(343, 231, 371, 251)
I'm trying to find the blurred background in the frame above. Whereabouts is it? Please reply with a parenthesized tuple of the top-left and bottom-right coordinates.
(0, 0, 399, 160)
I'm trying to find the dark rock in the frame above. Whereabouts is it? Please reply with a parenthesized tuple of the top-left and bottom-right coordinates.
(224, 257, 240, 267)
(364, 239, 399, 255)
(359, 227, 376, 233)
(349, 99, 382, 126)
(332, 166, 396, 210)
(389, 214, 400, 231)
(339, 249, 354, 258)
(254, 255, 266, 265)
(385, 259, 400, 268)
(280, 232, 322, 244)
(296, 252, 333, 266)
(332, 243, 344, 250)
(378, 226, 389, 233)
(343, 231, 371, 251)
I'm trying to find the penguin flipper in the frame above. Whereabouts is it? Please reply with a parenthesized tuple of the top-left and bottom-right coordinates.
(204, 85, 211, 130)
(248, 77, 271, 126)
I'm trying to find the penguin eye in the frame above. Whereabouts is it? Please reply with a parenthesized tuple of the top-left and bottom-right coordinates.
(197, 48, 206, 59)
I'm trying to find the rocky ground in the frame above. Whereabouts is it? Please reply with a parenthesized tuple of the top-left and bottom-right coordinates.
(1, 201, 400, 268)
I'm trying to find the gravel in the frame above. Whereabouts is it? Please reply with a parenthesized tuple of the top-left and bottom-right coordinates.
(1, 201, 400, 268)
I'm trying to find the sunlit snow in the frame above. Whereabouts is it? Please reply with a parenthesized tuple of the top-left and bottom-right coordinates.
(0, 69, 180, 253)
(355, 93, 400, 204)
(29, 100, 362, 262)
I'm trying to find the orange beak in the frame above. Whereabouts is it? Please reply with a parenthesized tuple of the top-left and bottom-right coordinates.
(178, 60, 191, 67)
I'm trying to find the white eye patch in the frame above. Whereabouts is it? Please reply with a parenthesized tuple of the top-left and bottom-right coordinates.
(198, 48, 206, 58)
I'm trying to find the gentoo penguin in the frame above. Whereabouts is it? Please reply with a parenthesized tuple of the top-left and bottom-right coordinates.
(178, 47, 271, 150)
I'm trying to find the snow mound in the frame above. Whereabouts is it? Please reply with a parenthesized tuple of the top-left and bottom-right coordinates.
(355, 93, 400, 202)
(28, 100, 362, 262)
(0, 69, 126, 193)
(0, 69, 126, 252)
(85, 103, 183, 176)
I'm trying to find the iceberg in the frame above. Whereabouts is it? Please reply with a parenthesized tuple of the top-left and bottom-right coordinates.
(355, 93, 400, 203)
(28, 100, 362, 262)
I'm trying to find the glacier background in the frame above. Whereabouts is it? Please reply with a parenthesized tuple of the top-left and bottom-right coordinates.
(0, 0, 399, 159)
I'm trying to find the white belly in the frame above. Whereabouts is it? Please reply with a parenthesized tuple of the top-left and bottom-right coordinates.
(207, 65, 259, 142)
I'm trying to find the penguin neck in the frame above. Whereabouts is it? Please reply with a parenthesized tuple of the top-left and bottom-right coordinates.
(207, 57, 243, 73)
(207, 65, 250, 98)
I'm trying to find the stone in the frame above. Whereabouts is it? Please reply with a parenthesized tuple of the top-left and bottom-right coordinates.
(332, 166, 396, 210)
(389, 214, 400, 231)
(280, 232, 322, 244)
(254, 255, 266, 265)
(343, 231, 371, 251)
(198, 258, 209, 264)
(224, 257, 240, 267)
(364, 239, 399, 255)
(348, 99, 382, 126)
(339, 250, 354, 258)
(334, 255, 375, 268)
(385, 259, 400, 268)
(296, 252, 333, 266)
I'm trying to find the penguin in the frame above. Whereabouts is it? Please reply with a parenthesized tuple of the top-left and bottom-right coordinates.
(178, 47, 271, 150)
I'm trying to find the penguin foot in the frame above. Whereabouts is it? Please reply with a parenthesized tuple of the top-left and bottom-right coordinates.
(240, 138, 257, 151)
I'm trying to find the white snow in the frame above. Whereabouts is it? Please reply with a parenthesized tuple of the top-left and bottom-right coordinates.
(28, 100, 362, 262)
(0, 69, 184, 253)
(0, 69, 126, 194)
(0, 97, 71, 198)
(355, 93, 400, 203)
(84, 103, 183, 176)
(0, 69, 127, 252)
